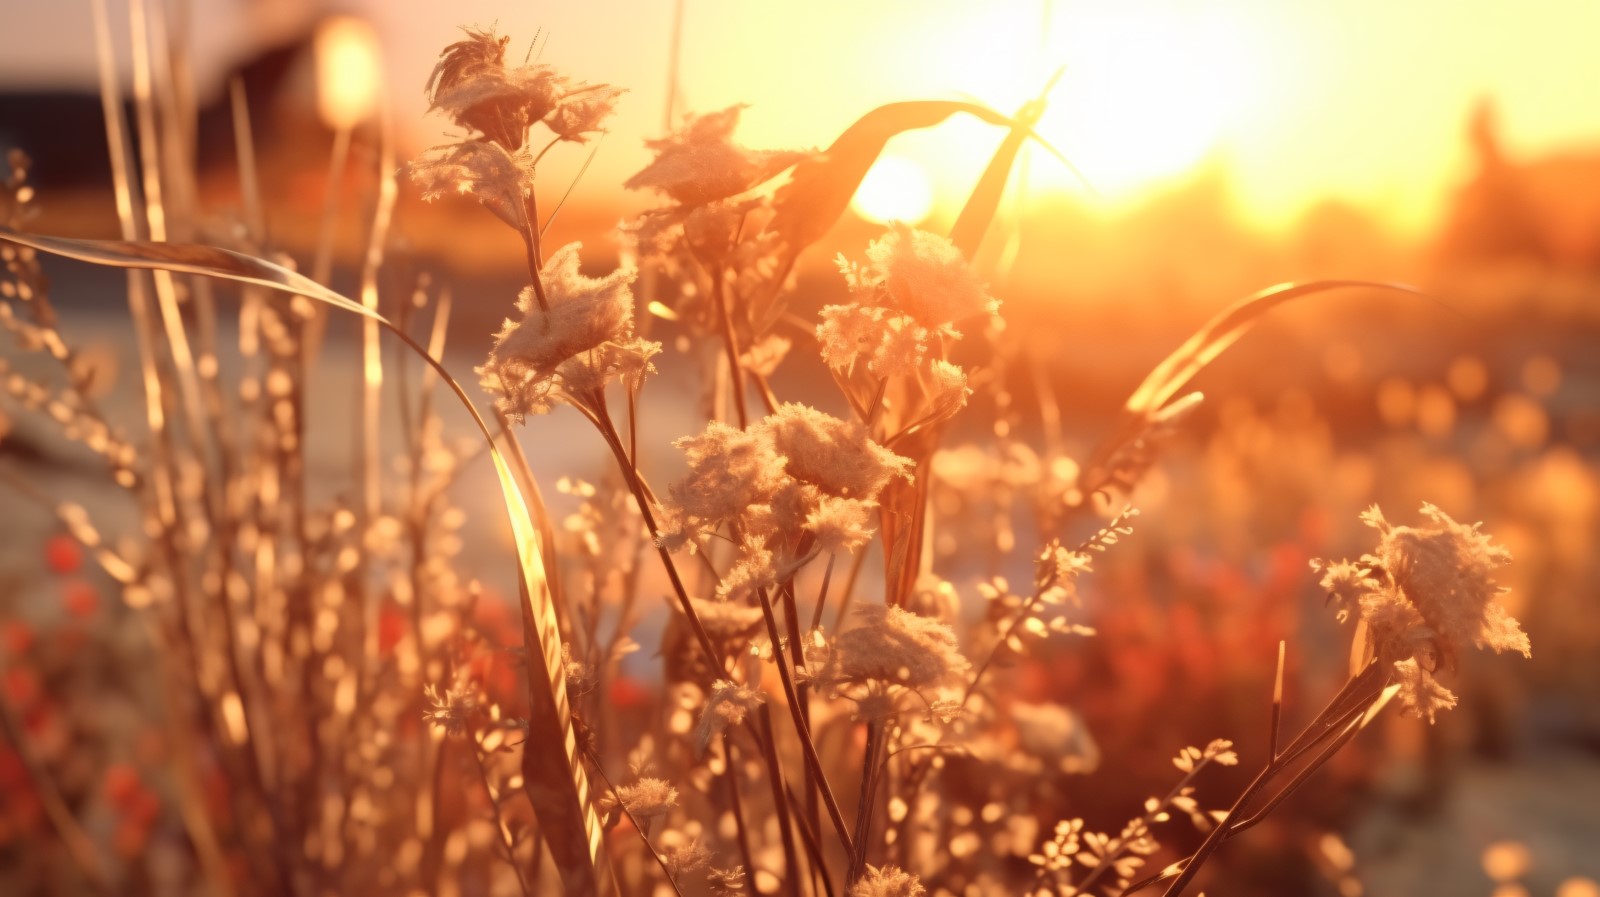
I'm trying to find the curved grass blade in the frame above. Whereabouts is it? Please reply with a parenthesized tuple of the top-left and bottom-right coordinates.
(1128, 279, 1423, 418)
(1084, 279, 1424, 490)
(769, 100, 1018, 253)
(0, 226, 606, 896)
(947, 69, 1062, 259)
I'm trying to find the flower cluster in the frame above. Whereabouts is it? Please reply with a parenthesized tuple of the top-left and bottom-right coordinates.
(659, 403, 911, 580)
(805, 604, 971, 720)
(823, 223, 998, 373)
(1314, 503, 1530, 722)
(849, 864, 926, 897)
(409, 27, 623, 227)
(476, 242, 660, 419)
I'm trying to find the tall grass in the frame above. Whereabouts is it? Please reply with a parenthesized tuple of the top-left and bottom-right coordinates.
(0, 14, 1532, 897)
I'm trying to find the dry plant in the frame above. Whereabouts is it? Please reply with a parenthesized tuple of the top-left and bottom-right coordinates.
(0, 17, 1533, 897)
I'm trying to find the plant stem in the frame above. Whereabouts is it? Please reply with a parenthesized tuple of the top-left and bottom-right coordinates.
(712, 265, 749, 429)
(755, 586, 856, 856)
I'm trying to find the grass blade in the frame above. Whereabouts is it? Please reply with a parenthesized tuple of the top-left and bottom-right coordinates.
(0, 226, 607, 896)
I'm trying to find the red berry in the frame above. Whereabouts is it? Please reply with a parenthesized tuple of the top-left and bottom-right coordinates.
(62, 581, 100, 618)
(44, 535, 83, 576)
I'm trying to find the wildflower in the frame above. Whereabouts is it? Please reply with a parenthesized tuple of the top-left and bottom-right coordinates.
(1173, 739, 1239, 773)
(804, 495, 877, 554)
(817, 303, 888, 371)
(687, 597, 766, 641)
(1314, 503, 1530, 722)
(849, 864, 926, 897)
(626, 105, 805, 207)
(424, 28, 565, 149)
(924, 360, 971, 418)
(759, 403, 912, 499)
(663, 839, 712, 878)
(855, 222, 998, 331)
(716, 537, 778, 601)
(422, 681, 479, 736)
(546, 85, 625, 143)
(407, 140, 534, 231)
(477, 242, 643, 420)
(1364, 503, 1529, 658)
(1312, 558, 1377, 624)
(823, 604, 970, 692)
(667, 421, 787, 523)
(598, 777, 679, 819)
(694, 680, 766, 749)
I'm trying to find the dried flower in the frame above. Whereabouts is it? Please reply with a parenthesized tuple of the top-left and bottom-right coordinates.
(853, 222, 998, 331)
(663, 839, 712, 878)
(668, 422, 787, 524)
(804, 494, 877, 554)
(546, 85, 625, 143)
(688, 597, 767, 641)
(407, 140, 534, 230)
(760, 403, 912, 499)
(716, 537, 778, 601)
(422, 681, 479, 736)
(823, 604, 970, 692)
(695, 679, 766, 749)
(1364, 503, 1529, 657)
(477, 243, 644, 420)
(599, 776, 679, 819)
(626, 106, 805, 207)
(1315, 503, 1530, 722)
(850, 865, 925, 897)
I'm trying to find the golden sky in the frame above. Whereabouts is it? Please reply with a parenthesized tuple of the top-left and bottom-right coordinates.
(3, 0, 1597, 235)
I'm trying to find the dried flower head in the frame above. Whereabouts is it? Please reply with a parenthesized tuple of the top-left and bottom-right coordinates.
(424, 28, 565, 149)
(760, 403, 912, 499)
(849, 864, 926, 897)
(422, 681, 479, 736)
(804, 494, 877, 555)
(599, 776, 679, 819)
(546, 85, 626, 143)
(1315, 503, 1530, 722)
(1363, 503, 1528, 658)
(478, 243, 648, 419)
(407, 140, 534, 231)
(694, 679, 766, 749)
(663, 839, 712, 878)
(668, 421, 788, 524)
(852, 222, 999, 331)
(626, 105, 806, 207)
(823, 604, 970, 692)
(687, 597, 767, 641)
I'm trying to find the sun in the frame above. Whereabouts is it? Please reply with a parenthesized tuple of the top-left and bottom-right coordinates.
(885, 3, 1270, 207)
(1031, 7, 1259, 197)
(851, 154, 937, 225)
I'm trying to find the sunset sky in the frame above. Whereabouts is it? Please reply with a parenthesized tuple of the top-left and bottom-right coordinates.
(3, 0, 1597, 235)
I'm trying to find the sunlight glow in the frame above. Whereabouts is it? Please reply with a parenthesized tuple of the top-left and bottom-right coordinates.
(1035, 10, 1257, 196)
(851, 155, 937, 225)
(315, 16, 382, 131)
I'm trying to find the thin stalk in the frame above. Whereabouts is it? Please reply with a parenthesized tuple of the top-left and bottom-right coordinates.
(588, 396, 722, 671)
(587, 748, 687, 897)
(754, 586, 856, 856)
(847, 719, 885, 884)
(712, 265, 749, 429)
(470, 740, 535, 897)
(722, 735, 759, 888)
(757, 707, 802, 897)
